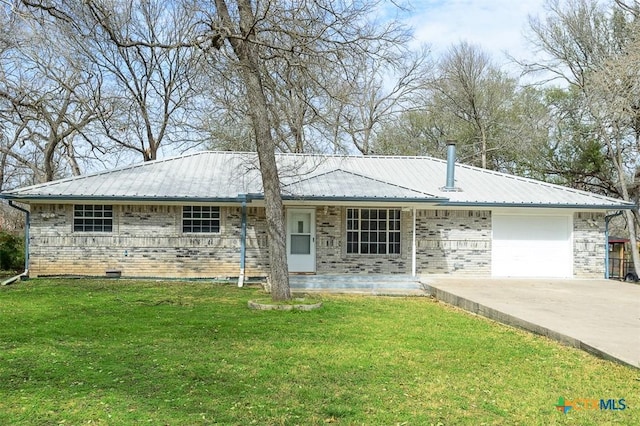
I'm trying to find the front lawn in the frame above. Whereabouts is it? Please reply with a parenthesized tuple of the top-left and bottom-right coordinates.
(0, 279, 636, 425)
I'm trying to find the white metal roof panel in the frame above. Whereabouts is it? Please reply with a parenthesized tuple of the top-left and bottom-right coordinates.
(1, 151, 633, 209)
(281, 169, 439, 200)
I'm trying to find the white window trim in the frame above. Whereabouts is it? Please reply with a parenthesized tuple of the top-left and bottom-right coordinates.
(346, 208, 401, 255)
(182, 205, 222, 234)
(73, 204, 114, 233)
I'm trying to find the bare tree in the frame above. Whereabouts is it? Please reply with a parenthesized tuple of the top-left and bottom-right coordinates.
(523, 0, 614, 88)
(203, 0, 290, 300)
(336, 46, 432, 155)
(21, 0, 208, 162)
(0, 7, 18, 191)
(0, 5, 103, 184)
(429, 42, 520, 169)
(586, 27, 640, 276)
(373, 108, 454, 157)
(196, 5, 428, 157)
(374, 42, 538, 171)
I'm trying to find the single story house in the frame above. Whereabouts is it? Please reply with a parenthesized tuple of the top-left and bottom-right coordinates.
(1, 145, 633, 281)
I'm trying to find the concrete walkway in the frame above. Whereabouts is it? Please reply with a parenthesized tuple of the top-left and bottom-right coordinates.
(422, 278, 640, 369)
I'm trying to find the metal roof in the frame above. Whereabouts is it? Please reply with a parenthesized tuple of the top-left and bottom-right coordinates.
(281, 169, 444, 201)
(1, 151, 634, 209)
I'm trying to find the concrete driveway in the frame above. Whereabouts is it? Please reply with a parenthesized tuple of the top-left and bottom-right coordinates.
(422, 278, 640, 369)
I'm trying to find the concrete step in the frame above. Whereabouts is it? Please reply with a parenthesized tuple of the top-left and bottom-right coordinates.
(289, 274, 423, 291)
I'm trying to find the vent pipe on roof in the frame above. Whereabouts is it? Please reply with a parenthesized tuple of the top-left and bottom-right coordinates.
(443, 140, 458, 191)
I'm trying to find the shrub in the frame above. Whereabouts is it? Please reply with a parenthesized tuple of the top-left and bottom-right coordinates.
(0, 230, 25, 271)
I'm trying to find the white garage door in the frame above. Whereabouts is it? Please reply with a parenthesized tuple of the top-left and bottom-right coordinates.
(492, 214, 572, 278)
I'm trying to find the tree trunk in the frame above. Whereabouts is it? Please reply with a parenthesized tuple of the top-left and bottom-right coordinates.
(624, 210, 640, 279)
(242, 66, 290, 301)
(480, 127, 487, 169)
(605, 127, 640, 280)
(256, 143, 290, 301)
(216, 0, 290, 300)
(43, 136, 58, 182)
(241, 54, 290, 300)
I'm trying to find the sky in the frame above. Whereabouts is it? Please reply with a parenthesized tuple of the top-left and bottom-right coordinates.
(402, 0, 548, 73)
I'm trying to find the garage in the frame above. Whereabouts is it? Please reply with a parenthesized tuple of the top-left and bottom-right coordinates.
(492, 214, 573, 278)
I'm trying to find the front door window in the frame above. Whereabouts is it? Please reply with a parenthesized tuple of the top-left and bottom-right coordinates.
(287, 209, 316, 272)
(290, 213, 311, 254)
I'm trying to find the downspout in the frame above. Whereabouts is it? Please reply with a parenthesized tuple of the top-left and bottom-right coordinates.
(4, 200, 30, 283)
(604, 211, 624, 279)
(411, 207, 417, 277)
(237, 194, 248, 287)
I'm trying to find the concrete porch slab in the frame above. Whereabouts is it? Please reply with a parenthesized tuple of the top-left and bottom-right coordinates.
(289, 274, 426, 296)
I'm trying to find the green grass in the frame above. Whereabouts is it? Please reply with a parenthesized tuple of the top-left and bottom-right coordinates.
(0, 279, 637, 425)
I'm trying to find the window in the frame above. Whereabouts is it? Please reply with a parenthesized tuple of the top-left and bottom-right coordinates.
(183, 206, 220, 233)
(74, 205, 113, 232)
(346, 208, 401, 254)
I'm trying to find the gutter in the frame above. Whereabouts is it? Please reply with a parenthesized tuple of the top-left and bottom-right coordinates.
(604, 211, 624, 279)
(437, 202, 635, 210)
(411, 207, 417, 277)
(4, 193, 632, 210)
(1, 195, 248, 203)
(3, 200, 30, 285)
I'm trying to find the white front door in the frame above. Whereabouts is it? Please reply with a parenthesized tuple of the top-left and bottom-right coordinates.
(287, 208, 316, 273)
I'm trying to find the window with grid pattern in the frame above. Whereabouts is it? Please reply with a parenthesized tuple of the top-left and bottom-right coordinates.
(182, 206, 220, 233)
(346, 208, 400, 254)
(73, 205, 113, 232)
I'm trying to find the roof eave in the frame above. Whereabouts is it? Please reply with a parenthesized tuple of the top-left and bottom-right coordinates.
(0, 194, 248, 203)
(439, 201, 635, 210)
(3, 193, 631, 210)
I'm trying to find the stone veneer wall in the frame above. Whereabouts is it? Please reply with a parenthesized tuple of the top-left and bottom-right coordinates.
(573, 212, 606, 278)
(28, 203, 269, 278)
(415, 209, 492, 275)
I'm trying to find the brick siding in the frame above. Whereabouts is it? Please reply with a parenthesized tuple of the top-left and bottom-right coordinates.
(27, 204, 604, 279)
(29, 204, 269, 278)
(315, 206, 411, 274)
(415, 209, 492, 275)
